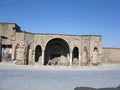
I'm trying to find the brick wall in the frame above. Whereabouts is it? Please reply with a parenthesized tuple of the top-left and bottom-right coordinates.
(102, 48, 120, 63)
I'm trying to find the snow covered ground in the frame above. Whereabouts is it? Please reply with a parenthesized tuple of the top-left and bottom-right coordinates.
(0, 63, 120, 90)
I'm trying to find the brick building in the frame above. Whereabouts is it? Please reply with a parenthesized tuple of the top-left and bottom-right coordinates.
(0, 23, 120, 66)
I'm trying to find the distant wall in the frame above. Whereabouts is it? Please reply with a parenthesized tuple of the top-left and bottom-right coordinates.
(102, 48, 120, 63)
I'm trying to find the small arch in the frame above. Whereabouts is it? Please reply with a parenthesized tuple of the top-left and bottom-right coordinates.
(72, 47, 79, 66)
(14, 43, 25, 63)
(92, 47, 99, 65)
(35, 45, 42, 62)
(93, 47, 99, 55)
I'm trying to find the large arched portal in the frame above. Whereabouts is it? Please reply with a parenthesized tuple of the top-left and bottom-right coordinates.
(44, 38, 70, 66)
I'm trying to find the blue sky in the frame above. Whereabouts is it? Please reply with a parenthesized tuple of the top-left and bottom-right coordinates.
(0, 0, 120, 47)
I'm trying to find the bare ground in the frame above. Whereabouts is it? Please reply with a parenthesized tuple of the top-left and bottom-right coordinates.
(0, 63, 120, 90)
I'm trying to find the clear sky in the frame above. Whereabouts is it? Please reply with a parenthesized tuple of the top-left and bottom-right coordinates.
(0, 0, 120, 47)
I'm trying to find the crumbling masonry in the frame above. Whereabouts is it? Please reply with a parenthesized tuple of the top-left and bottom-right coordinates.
(0, 23, 120, 66)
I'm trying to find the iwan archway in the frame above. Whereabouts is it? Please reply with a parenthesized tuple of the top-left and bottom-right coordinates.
(44, 38, 70, 66)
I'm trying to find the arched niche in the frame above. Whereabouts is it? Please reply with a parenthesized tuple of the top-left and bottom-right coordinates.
(92, 47, 99, 65)
(35, 45, 42, 63)
(72, 47, 79, 66)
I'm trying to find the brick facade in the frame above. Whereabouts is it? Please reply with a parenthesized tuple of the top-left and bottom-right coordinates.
(0, 23, 119, 66)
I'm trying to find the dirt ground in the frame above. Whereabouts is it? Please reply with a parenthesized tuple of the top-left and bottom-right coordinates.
(0, 63, 120, 90)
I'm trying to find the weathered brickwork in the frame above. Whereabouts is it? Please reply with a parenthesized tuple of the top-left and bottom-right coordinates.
(0, 23, 119, 66)
(102, 48, 120, 64)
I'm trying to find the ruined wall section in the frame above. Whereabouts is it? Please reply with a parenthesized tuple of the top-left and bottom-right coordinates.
(102, 48, 120, 64)
(13, 32, 25, 64)
(68, 36, 81, 52)
(90, 36, 102, 65)
(34, 34, 70, 51)
(34, 34, 82, 65)
(0, 23, 15, 45)
(24, 32, 34, 49)
(90, 36, 102, 53)
(34, 34, 82, 52)
(80, 36, 90, 65)
(34, 34, 72, 65)
(0, 23, 22, 63)
(80, 35, 102, 65)
(14, 32, 34, 65)
(24, 33, 34, 64)
(81, 36, 90, 52)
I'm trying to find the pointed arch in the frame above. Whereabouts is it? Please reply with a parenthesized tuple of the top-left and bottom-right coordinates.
(92, 47, 99, 65)
(35, 45, 42, 62)
(72, 47, 79, 65)
(44, 38, 70, 65)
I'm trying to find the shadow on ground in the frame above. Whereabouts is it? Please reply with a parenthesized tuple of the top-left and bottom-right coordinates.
(74, 86, 120, 90)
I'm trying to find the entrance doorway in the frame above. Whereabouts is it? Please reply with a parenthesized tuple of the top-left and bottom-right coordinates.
(2, 45, 12, 62)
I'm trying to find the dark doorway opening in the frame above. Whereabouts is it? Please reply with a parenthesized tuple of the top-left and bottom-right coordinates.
(35, 45, 42, 62)
(2, 45, 12, 62)
(50, 54, 61, 59)
(72, 47, 79, 65)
